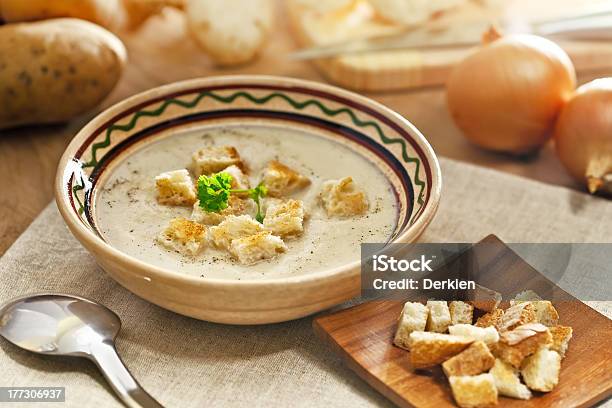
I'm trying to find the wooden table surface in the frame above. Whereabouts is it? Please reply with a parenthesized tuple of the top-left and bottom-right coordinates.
(0, 7, 610, 256)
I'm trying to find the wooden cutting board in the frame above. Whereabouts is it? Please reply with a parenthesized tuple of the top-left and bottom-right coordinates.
(313, 235, 612, 407)
(288, 0, 612, 91)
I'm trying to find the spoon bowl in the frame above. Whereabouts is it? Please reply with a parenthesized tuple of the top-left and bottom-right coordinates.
(0, 294, 120, 357)
(0, 293, 162, 408)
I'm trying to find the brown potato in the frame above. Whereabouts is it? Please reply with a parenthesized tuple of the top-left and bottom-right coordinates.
(0, 18, 127, 130)
(0, 0, 125, 29)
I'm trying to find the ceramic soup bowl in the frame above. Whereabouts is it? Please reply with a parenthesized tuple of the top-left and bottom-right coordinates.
(55, 76, 441, 324)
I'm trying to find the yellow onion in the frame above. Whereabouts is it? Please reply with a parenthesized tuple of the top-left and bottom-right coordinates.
(555, 78, 612, 194)
(447, 34, 576, 154)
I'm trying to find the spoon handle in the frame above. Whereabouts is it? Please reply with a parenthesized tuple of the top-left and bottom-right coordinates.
(90, 341, 164, 408)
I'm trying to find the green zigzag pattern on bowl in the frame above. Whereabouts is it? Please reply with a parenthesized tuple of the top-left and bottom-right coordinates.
(73, 175, 86, 215)
(72, 90, 426, 222)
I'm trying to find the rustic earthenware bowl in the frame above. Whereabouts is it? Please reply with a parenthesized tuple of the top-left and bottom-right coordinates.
(55, 76, 441, 324)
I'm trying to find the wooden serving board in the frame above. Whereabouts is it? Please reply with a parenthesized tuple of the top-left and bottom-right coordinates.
(313, 235, 612, 408)
(288, 0, 612, 91)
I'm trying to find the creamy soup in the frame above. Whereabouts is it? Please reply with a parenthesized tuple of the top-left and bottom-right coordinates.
(95, 125, 398, 280)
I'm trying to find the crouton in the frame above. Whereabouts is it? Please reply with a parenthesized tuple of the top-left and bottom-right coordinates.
(263, 199, 305, 238)
(209, 215, 264, 249)
(448, 324, 499, 346)
(442, 341, 495, 377)
(320, 177, 368, 217)
(426, 300, 451, 333)
(521, 348, 561, 392)
(229, 231, 287, 265)
(191, 146, 243, 176)
(469, 284, 502, 312)
(530, 301, 559, 326)
(261, 160, 310, 197)
(449, 374, 498, 408)
(510, 290, 542, 304)
(223, 164, 250, 190)
(408, 331, 473, 369)
(393, 302, 428, 350)
(450, 301, 474, 325)
(155, 169, 196, 206)
(549, 326, 573, 358)
(191, 196, 256, 225)
(475, 309, 504, 329)
(489, 358, 532, 400)
(156, 218, 207, 256)
(493, 323, 552, 368)
(511, 292, 558, 327)
(498, 303, 537, 332)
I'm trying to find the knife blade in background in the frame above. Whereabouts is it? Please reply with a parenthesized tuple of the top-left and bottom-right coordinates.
(289, 9, 612, 60)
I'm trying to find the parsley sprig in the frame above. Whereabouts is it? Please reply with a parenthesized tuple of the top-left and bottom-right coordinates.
(197, 172, 268, 223)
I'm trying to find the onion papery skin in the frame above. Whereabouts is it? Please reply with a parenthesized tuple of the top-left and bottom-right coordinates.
(447, 34, 576, 155)
(555, 78, 612, 193)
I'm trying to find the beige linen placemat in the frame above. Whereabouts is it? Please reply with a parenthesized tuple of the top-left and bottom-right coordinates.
(1, 158, 611, 407)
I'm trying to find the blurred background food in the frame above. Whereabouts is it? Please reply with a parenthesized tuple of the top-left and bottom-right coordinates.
(186, 0, 274, 66)
(1, 0, 612, 253)
(0, 0, 127, 29)
(287, 0, 612, 90)
(368, 0, 467, 25)
(0, 0, 186, 30)
(0, 19, 126, 130)
(123, 0, 185, 29)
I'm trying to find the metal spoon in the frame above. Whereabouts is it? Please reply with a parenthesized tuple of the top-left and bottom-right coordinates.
(0, 293, 163, 408)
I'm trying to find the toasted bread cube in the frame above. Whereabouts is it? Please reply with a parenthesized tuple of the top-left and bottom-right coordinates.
(490, 358, 532, 400)
(261, 160, 310, 197)
(263, 199, 305, 238)
(449, 374, 498, 408)
(209, 215, 264, 249)
(320, 177, 368, 217)
(156, 218, 207, 256)
(498, 303, 537, 332)
(408, 331, 473, 368)
(510, 294, 558, 326)
(530, 301, 559, 327)
(549, 326, 573, 358)
(155, 169, 196, 206)
(521, 348, 561, 392)
(469, 284, 502, 312)
(191, 146, 243, 177)
(510, 290, 542, 304)
(442, 341, 495, 377)
(191, 196, 256, 225)
(493, 323, 552, 368)
(450, 301, 474, 325)
(393, 302, 429, 350)
(475, 308, 504, 329)
(223, 164, 251, 190)
(426, 300, 451, 333)
(448, 324, 499, 346)
(229, 231, 287, 265)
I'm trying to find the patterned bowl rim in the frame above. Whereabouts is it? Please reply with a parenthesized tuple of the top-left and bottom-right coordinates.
(55, 75, 442, 287)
